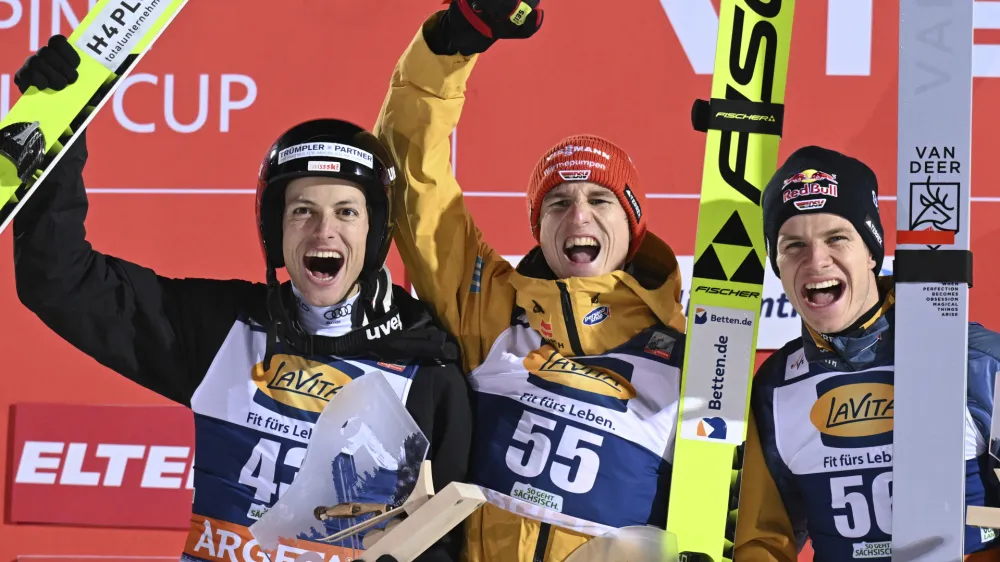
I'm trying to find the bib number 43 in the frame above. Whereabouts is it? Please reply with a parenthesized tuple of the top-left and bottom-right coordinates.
(831, 472, 893, 538)
(505, 410, 604, 494)
(239, 437, 305, 504)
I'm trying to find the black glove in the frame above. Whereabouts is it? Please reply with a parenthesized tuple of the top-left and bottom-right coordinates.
(357, 556, 398, 562)
(14, 34, 80, 94)
(424, 0, 544, 56)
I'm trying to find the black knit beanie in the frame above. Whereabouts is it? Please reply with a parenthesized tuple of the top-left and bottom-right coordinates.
(762, 145, 885, 277)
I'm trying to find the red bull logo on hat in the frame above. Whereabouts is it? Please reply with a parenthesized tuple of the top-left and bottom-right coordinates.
(782, 168, 839, 203)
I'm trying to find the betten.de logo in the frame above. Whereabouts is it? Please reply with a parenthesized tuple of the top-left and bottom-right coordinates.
(697, 417, 727, 439)
(694, 307, 708, 324)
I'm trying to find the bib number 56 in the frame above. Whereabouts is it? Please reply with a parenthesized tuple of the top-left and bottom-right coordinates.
(505, 410, 604, 494)
(831, 472, 893, 538)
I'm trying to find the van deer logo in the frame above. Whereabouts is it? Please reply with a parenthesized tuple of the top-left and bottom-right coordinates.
(909, 179, 960, 247)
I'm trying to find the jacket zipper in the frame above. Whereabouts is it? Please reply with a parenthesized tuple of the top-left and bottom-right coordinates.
(532, 522, 552, 562)
(528, 284, 580, 559)
(557, 282, 585, 356)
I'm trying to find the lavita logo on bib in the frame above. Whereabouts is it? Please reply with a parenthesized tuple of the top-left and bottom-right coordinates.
(809, 370, 893, 448)
(522, 345, 636, 413)
(250, 354, 362, 422)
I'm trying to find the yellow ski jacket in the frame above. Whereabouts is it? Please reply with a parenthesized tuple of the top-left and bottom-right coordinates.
(374, 15, 688, 562)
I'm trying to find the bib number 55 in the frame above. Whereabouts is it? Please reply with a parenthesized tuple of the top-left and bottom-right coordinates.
(505, 410, 604, 494)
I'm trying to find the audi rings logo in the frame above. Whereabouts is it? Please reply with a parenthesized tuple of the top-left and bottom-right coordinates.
(324, 304, 352, 322)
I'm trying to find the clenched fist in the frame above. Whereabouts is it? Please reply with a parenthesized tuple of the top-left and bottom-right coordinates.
(425, 0, 545, 56)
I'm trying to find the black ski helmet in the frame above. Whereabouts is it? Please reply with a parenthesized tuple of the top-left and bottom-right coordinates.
(255, 118, 398, 279)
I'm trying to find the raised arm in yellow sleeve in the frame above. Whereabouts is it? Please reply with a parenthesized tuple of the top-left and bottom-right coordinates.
(734, 410, 799, 562)
(373, 14, 516, 371)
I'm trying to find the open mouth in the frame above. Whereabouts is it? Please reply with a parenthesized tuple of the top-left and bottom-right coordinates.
(564, 236, 601, 264)
(802, 279, 845, 308)
(303, 250, 344, 283)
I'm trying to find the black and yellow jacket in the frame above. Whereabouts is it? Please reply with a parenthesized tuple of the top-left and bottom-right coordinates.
(373, 15, 689, 562)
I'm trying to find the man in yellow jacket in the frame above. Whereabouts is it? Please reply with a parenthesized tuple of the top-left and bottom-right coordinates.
(373, 1, 688, 560)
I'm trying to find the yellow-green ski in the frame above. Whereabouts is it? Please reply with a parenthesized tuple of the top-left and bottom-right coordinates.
(666, 1, 796, 561)
(0, 0, 190, 234)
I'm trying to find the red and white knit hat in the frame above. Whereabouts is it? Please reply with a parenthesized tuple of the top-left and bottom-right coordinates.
(526, 134, 647, 261)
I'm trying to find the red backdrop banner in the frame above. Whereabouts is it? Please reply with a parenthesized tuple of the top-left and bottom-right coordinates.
(8, 403, 194, 530)
(3, 0, 1000, 560)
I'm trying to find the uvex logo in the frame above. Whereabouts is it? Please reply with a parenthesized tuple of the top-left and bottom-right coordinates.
(366, 313, 403, 340)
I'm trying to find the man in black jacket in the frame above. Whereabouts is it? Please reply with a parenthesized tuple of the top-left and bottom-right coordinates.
(11, 36, 472, 562)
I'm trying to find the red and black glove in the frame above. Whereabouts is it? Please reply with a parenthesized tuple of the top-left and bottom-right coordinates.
(424, 0, 544, 56)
